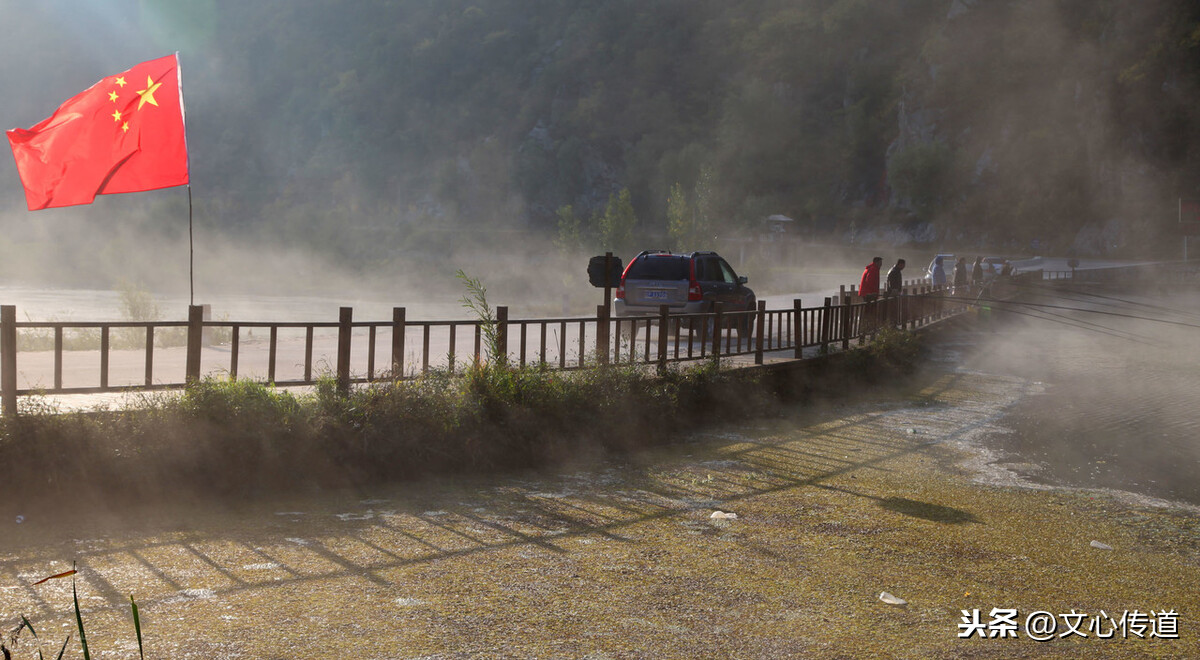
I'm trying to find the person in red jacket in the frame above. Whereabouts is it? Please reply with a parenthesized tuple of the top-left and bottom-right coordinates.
(859, 257, 883, 302)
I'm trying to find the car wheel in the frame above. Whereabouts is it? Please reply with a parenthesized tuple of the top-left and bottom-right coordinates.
(736, 314, 753, 341)
(693, 305, 717, 344)
(735, 298, 756, 340)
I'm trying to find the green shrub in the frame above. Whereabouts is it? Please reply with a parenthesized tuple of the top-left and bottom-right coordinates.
(0, 338, 917, 510)
(843, 327, 924, 376)
(868, 327, 924, 375)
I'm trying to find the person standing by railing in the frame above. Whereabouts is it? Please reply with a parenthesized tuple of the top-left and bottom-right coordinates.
(886, 258, 905, 295)
(859, 257, 883, 302)
(858, 256, 883, 332)
(951, 256, 969, 300)
(971, 256, 985, 289)
(885, 258, 905, 326)
(930, 256, 947, 288)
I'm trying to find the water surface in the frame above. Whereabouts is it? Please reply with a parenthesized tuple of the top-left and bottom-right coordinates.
(966, 287, 1200, 505)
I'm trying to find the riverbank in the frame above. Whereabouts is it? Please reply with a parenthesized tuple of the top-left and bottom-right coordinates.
(2, 338, 1197, 658)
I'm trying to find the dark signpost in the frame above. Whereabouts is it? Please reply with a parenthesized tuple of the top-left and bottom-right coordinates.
(587, 252, 622, 364)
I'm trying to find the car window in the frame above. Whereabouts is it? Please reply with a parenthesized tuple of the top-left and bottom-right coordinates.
(718, 259, 738, 284)
(625, 256, 688, 280)
(696, 257, 720, 282)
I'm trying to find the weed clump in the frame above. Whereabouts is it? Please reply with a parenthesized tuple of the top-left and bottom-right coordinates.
(844, 327, 925, 377)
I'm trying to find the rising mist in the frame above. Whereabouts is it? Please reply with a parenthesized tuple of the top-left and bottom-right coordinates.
(1, 0, 1198, 306)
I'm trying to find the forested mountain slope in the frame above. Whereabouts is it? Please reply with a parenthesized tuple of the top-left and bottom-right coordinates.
(3, 0, 1198, 259)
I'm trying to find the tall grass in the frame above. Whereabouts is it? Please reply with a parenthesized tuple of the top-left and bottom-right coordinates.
(456, 269, 501, 363)
(4, 567, 144, 660)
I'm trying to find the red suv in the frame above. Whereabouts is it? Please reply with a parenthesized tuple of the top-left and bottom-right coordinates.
(614, 250, 756, 335)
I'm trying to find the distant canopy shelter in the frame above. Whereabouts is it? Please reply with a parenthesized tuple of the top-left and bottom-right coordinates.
(765, 214, 795, 234)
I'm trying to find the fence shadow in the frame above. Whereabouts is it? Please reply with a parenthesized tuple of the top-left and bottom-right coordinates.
(0, 387, 974, 624)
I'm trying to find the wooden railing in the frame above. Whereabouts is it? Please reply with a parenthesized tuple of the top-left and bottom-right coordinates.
(0, 286, 968, 415)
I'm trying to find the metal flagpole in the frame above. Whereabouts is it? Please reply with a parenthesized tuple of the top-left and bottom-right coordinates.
(176, 51, 194, 306)
(188, 183, 194, 306)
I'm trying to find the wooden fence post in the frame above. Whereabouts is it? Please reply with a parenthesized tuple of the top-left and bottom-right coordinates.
(54, 327, 63, 390)
(100, 327, 109, 390)
(711, 302, 724, 361)
(337, 307, 353, 393)
(793, 299, 802, 359)
(1, 305, 16, 416)
(186, 304, 203, 383)
(657, 304, 669, 372)
(496, 306, 508, 365)
(755, 300, 766, 365)
(821, 297, 832, 354)
(596, 304, 609, 365)
(145, 326, 154, 387)
(841, 296, 851, 351)
(391, 307, 406, 379)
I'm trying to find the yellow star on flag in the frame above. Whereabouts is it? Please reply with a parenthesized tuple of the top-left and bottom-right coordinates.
(135, 76, 162, 110)
(7, 53, 188, 211)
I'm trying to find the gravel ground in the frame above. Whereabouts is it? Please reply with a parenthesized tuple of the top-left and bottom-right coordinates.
(2, 359, 1198, 658)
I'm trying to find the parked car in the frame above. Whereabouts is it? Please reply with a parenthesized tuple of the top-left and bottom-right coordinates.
(615, 250, 756, 336)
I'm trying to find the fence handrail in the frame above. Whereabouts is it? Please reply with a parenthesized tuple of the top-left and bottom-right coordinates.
(0, 286, 978, 415)
(13, 320, 190, 329)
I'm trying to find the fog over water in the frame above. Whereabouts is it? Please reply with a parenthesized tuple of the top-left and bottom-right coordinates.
(0, 1, 1196, 518)
(965, 285, 1200, 506)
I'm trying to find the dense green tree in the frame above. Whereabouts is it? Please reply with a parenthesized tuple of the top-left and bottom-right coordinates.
(597, 189, 637, 255)
(554, 204, 585, 256)
(666, 182, 693, 251)
(4, 0, 1197, 259)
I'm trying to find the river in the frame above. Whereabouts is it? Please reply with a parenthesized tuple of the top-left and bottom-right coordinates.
(963, 284, 1200, 506)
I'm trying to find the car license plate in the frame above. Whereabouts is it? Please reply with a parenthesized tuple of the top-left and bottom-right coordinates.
(644, 290, 669, 300)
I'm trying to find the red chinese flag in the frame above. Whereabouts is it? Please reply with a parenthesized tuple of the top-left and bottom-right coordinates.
(6, 54, 189, 211)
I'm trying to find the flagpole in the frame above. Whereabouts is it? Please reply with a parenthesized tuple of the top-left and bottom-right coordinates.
(175, 51, 194, 307)
(188, 184, 194, 306)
